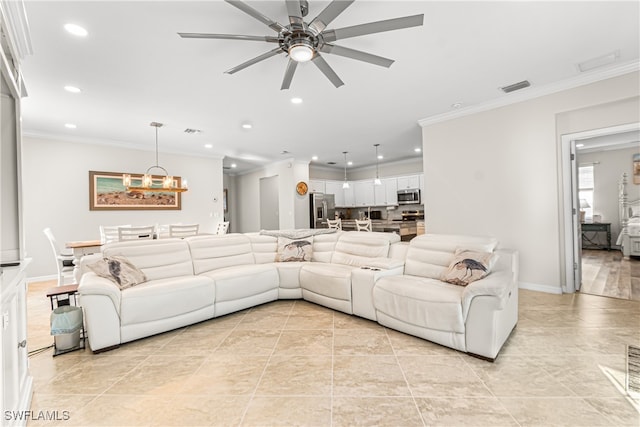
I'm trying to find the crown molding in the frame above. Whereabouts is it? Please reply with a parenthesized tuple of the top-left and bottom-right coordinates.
(418, 61, 640, 128)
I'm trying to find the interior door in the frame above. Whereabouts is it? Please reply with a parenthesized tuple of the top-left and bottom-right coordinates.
(570, 140, 582, 291)
(259, 175, 279, 230)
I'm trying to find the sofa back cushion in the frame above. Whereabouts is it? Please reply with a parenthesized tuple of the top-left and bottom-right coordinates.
(311, 232, 340, 263)
(246, 233, 278, 264)
(102, 238, 194, 281)
(404, 234, 498, 279)
(187, 234, 255, 274)
(331, 231, 400, 267)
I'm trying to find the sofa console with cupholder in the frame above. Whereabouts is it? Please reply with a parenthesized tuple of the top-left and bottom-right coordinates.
(78, 231, 518, 361)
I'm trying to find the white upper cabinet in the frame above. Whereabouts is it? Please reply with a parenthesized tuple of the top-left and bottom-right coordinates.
(374, 178, 398, 206)
(396, 175, 421, 190)
(309, 180, 325, 194)
(343, 183, 355, 207)
(325, 180, 345, 206)
(354, 180, 375, 206)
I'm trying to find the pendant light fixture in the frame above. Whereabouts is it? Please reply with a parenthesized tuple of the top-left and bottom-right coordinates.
(342, 151, 350, 189)
(123, 122, 188, 193)
(374, 144, 382, 186)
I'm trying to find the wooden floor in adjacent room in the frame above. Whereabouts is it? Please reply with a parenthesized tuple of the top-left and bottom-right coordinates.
(581, 249, 640, 301)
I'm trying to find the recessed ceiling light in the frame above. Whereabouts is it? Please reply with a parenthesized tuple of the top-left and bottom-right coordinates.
(377, 155, 384, 160)
(65, 123, 77, 129)
(64, 23, 88, 37)
(64, 85, 81, 93)
(311, 155, 318, 161)
(291, 97, 303, 104)
(451, 102, 462, 109)
(231, 163, 237, 168)
(347, 161, 353, 166)
(204, 144, 213, 149)
(414, 147, 422, 153)
(576, 143, 585, 148)
(242, 123, 252, 129)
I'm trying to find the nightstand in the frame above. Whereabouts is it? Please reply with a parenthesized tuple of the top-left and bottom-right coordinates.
(581, 222, 611, 250)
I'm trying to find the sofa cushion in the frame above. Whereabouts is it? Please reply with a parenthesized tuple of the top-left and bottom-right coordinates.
(311, 232, 341, 263)
(373, 275, 466, 333)
(102, 239, 195, 281)
(120, 275, 215, 326)
(404, 234, 498, 280)
(187, 234, 255, 274)
(441, 249, 495, 286)
(246, 233, 278, 264)
(201, 264, 279, 302)
(86, 255, 146, 289)
(299, 263, 354, 301)
(331, 231, 401, 267)
(277, 236, 313, 262)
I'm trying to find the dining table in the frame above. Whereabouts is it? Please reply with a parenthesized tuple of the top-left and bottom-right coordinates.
(65, 239, 103, 283)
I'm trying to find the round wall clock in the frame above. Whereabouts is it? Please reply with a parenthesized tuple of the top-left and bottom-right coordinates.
(296, 181, 308, 195)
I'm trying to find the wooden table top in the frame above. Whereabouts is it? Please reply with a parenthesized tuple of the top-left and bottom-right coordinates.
(46, 283, 79, 297)
(66, 239, 102, 249)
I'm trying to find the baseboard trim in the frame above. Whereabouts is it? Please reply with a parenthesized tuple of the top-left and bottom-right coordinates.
(26, 275, 57, 284)
(518, 281, 563, 294)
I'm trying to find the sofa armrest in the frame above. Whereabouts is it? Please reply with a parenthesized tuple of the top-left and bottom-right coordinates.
(79, 272, 122, 315)
(363, 258, 405, 270)
(461, 270, 514, 317)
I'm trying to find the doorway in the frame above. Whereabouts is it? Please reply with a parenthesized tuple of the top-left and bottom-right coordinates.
(560, 122, 640, 299)
(260, 175, 280, 230)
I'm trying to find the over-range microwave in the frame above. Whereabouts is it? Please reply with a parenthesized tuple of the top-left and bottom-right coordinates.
(397, 188, 420, 205)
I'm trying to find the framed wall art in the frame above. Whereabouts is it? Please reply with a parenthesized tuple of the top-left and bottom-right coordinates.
(89, 171, 182, 210)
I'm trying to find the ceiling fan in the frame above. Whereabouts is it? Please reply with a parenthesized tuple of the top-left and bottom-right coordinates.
(178, 0, 424, 89)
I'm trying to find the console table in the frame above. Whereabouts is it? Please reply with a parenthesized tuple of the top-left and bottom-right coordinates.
(581, 222, 611, 250)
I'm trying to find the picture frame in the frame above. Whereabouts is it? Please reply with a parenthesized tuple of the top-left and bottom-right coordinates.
(89, 171, 182, 210)
(634, 153, 640, 185)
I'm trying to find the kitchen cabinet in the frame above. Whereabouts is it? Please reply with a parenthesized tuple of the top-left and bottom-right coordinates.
(375, 178, 398, 206)
(325, 180, 345, 206)
(309, 180, 325, 194)
(354, 180, 375, 206)
(343, 183, 355, 207)
(397, 175, 421, 190)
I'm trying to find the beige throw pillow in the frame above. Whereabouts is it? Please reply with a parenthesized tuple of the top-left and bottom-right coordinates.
(277, 237, 313, 262)
(87, 255, 146, 290)
(441, 249, 494, 286)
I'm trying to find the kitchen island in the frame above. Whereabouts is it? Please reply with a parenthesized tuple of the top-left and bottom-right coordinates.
(333, 219, 418, 241)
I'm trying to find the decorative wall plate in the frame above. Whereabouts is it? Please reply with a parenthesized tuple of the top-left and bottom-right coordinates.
(296, 181, 308, 195)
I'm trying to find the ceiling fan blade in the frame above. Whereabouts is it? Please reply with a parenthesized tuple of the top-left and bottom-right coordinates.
(225, 47, 283, 74)
(311, 54, 344, 88)
(319, 43, 394, 68)
(285, 0, 304, 28)
(225, 0, 287, 33)
(322, 14, 424, 42)
(178, 33, 279, 43)
(309, 0, 355, 34)
(280, 59, 298, 90)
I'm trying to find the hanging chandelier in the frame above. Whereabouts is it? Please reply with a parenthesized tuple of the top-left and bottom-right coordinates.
(342, 151, 350, 189)
(123, 122, 188, 193)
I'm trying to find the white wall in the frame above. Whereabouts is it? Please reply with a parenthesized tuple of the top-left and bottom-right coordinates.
(579, 146, 640, 241)
(310, 157, 423, 182)
(421, 71, 639, 293)
(22, 136, 224, 279)
(235, 158, 310, 232)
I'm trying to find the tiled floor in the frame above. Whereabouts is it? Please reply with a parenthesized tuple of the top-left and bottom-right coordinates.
(27, 281, 640, 426)
(581, 249, 640, 301)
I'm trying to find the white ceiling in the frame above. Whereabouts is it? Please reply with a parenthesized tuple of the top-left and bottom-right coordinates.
(19, 1, 640, 174)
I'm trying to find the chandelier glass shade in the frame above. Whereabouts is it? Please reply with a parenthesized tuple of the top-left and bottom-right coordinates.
(374, 144, 382, 186)
(123, 122, 188, 193)
(342, 151, 350, 189)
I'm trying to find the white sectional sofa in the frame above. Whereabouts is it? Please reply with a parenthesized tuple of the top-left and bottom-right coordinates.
(78, 231, 518, 361)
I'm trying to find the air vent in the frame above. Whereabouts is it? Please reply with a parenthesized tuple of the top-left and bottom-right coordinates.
(326, 161, 336, 165)
(184, 128, 202, 134)
(281, 150, 290, 155)
(501, 80, 531, 93)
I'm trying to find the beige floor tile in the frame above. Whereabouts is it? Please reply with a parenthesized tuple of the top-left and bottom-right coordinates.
(285, 312, 335, 330)
(333, 311, 383, 330)
(499, 397, 612, 426)
(415, 397, 518, 426)
(155, 328, 230, 356)
(585, 397, 640, 426)
(186, 310, 248, 331)
(27, 394, 96, 427)
(399, 355, 492, 397)
(334, 328, 393, 355)
(177, 354, 269, 395)
(333, 355, 410, 397)
(215, 329, 281, 355)
(152, 395, 250, 426)
(242, 396, 331, 426)
(385, 329, 456, 356)
(255, 355, 332, 396)
(65, 394, 170, 426)
(332, 397, 423, 427)
(235, 311, 290, 330)
(273, 329, 333, 355)
(105, 354, 206, 395)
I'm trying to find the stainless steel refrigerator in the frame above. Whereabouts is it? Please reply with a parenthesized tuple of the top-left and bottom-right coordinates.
(310, 193, 336, 228)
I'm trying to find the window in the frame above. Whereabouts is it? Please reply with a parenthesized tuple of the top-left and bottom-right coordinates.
(578, 165, 594, 221)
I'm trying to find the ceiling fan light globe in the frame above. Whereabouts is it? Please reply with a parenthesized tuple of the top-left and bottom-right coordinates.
(289, 44, 314, 62)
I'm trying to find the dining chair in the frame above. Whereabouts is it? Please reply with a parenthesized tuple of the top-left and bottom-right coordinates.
(155, 224, 171, 239)
(43, 227, 75, 286)
(216, 221, 230, 235)
(169, 223, 199, 238)
(118, 225, 155, 241)
(327, 218, 342, 230)
(355, 219, 372, 232)
(100, 225, 129, 244)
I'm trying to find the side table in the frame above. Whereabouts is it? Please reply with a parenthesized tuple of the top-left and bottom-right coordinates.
(581, 222, 612, 250)
(45, 284, 86, 356)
